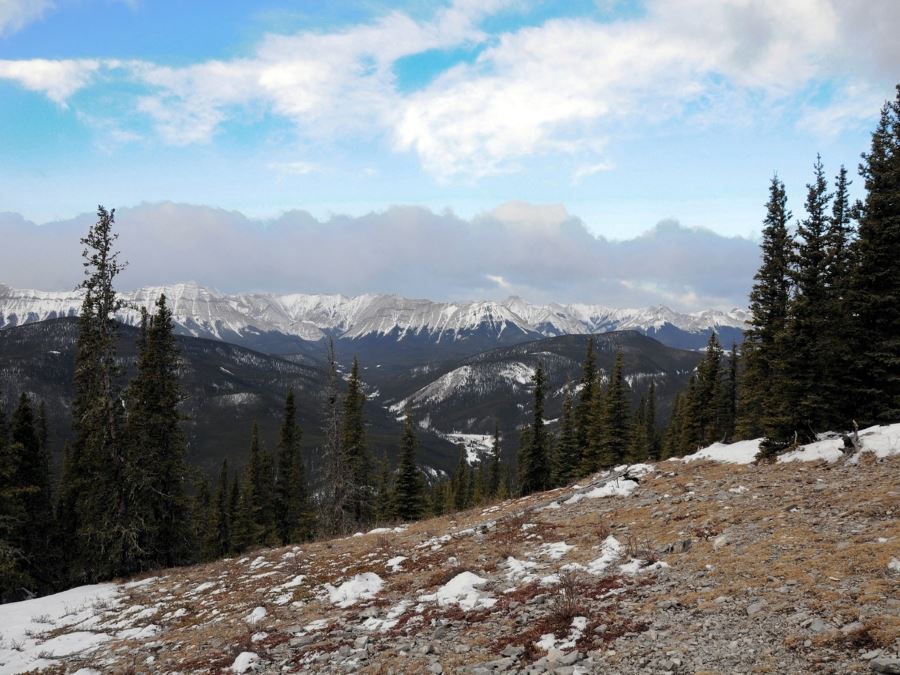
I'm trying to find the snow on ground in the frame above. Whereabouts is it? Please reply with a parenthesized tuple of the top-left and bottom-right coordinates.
(0, 583, 120, 672)
(681, 439, 762, 464)
(538, 541, 575, 560)
(230, 651, 259, 673)
(565, 479, 638, 504)
(324, 573, 384, 608)
(536, 616, 588, 652)
(584, 536, 623, 576)
(439, 432, 495, 464)
(386, 556, 407, 572)
(778, 437, 845, 463)
(854, 422, 900, 458)
(361, 601, 410, 632)
(681, 423, 900, 465)
(419, 571, 497, 611)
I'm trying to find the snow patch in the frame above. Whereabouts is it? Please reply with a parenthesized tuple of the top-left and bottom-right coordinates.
(325, 573, 384, 608)
(419, 571, 497, 611)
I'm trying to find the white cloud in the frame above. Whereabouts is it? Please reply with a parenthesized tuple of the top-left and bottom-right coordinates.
(0, 0, 53, 36)
(267, 161, 321, 176)
(0, 58, 101, 104)
(0, 0, 897, 174)
(0, 203, 760, 311)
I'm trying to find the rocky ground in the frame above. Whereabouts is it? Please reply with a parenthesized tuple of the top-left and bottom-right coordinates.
(4, 452, 899, 675)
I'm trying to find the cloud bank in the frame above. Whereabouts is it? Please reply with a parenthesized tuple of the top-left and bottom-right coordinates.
(0, 202, 759, 311)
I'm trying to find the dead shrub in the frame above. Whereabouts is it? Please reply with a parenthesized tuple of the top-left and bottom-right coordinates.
(549, 569, 585, 625)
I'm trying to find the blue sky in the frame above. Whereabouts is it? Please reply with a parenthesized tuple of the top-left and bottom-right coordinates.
(0, 0, 898, 307)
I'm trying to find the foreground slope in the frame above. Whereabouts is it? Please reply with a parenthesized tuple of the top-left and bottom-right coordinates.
(2, 438, 898, 674)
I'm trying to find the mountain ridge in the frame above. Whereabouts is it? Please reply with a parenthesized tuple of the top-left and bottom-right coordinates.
(0, 282, 748, 353)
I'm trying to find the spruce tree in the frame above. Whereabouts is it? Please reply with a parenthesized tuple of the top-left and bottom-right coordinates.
(189, 475, 211, 564)
(661, 392, 684, 459)
(393, 412, 425, 521)
(0, 395, 30, 601)
(234, 422, 277, 550)
(573, 338, 597, 468)
(583, 374, 606, 474)
(847, 87, 900, 424)
(519, 362, 549, 495)
(208, 460, 232, 559)
(275, 389, 312, 544)
(320, 339, 350, 535)
(721, 343, 739, 442)
(696, 332, 724, 444)
(67, 206, 134, 583)
(783, 156, 833, 439)
(125, 294, 192, 569)
(10, 394, 55, 593)
(738, 177, 793, 442)
(597, 352, 630, 468)
(626, 395, 649, 463)
(488, 423, 502, 499)
(373, 454, 394, 523)
(451, 446, 470, 512)
(341, 357, 371, 526)
(555, 389, 578, 484)
(645, 379, 659, 459)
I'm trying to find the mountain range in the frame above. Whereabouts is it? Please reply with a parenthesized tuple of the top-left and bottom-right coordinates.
(0, 282, 748, 356)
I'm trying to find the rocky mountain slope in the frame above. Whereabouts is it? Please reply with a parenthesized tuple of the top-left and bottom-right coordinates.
(0, 282, 748, 357)
(3, 427, 898, 674)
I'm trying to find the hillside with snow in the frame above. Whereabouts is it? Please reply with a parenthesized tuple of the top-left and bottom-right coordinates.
(0, 283, 748, 355)
(3, 425, 898, 674)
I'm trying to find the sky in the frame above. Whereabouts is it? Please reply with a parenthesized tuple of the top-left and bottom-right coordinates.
(0, 0, 898, 309)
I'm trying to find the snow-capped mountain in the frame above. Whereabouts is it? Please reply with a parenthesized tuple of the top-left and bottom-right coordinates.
(0, 282, 748, 353)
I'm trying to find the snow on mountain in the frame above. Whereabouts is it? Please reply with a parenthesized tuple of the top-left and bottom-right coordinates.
(0, 282, 748, 347)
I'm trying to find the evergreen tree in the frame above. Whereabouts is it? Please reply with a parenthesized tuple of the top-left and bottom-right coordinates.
(597, 352, 630, 468)
(696, 332, 724, 445)
(341, 357, 371, 526)
(234, 423, 276, 550)
(487, 423, 502, 498)
(125, 294, 192, 569)
(393, 412, 425, 521)
(519, 362, 549, 495)
(65, 206, 134, 583)
(320, 339, 350, 535)
(574, 339, 597, 469)
(822, 165, 856, 420)
(661, 392, 684, 459)
(227, 474, 241, 553)
(721, 343, 739, 442)
(783, 156, 833, 439)
(373, 454, 394, 523)
(738, 177, 793, 442)
(626, 395, 649, 463)
(645, 379, 660, 459)
(451, 446, 470, 511)
(208, 460, 232, 559)
(189, 475, 211, 563)
(847, 87, 900, 424)
(555, 389, 578, 484)
(10, 394, 55, 593)
(583, 374, 606, 474)
(275, 389, 312, 544)
(0, 393, 30, 601)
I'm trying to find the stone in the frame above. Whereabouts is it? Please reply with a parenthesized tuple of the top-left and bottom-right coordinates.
(664, 539, 692, 554)
(354, 636, 369, 650)
(746, 600, 767, 616)
(871, 658, 900, 674)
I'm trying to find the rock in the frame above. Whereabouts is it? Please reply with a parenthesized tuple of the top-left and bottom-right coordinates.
(354, 636, 369, 650)
(501, 644, 525, 658)
(862, 650, 883, 661)
(290, 635, 316, 648)
(713, 533, 731, 550)
(871, 658, 900, 674)
(808, 618, 829, 633)
(557, 651, 582, 666)
(427, 662, 444, 674)
(664, 539, 692, 554)
(746, 600, 767, 616)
